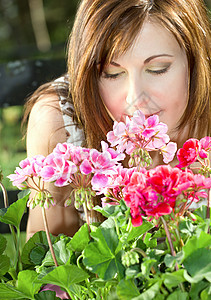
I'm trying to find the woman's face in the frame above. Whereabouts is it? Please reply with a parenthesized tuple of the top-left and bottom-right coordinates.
(98, 20, 189, 136)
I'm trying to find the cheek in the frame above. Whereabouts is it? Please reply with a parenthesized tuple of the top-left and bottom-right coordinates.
(99, 82, 126, 118)
(158, 67, 189, 111)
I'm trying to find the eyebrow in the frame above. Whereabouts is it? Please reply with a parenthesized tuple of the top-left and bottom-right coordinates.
(110, 54, 173, 67)
(144, 54, 173, 64)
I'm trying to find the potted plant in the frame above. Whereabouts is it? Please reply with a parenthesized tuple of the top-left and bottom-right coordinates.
(0, 110, 210, 299)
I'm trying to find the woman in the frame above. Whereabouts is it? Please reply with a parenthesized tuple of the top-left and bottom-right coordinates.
(24, 0, 211, 239)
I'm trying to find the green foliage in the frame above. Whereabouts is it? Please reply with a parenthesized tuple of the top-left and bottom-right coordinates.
(0, 191, 210, 299)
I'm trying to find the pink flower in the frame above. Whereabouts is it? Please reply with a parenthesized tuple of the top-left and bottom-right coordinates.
(200, 136, 211, 151)
(7, 155, 45, 188)
(160, 142, 177, 164)
(107, 110, 175, 165)
(40, 153, 77, 187)
(177, 138, 200, 168)
(199, 136, 211, 159)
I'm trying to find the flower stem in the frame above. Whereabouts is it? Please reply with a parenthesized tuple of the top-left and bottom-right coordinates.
(83, 202, 90, 227)
(161, 216, 176, 257)
(207, 189, 210, 234)
(0, 182, 17, 247)
(41, 207, 58, 267)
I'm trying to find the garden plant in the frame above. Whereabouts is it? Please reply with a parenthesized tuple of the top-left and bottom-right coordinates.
(0, 110, 210, 299)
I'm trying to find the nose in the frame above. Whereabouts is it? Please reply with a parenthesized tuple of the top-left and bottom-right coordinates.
(125, 78, 150, 115)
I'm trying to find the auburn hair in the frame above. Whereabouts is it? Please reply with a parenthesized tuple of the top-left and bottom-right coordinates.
(24, 0, 211, 149)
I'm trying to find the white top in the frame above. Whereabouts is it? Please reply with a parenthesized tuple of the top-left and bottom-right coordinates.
(54, 77, 85, 146)
(54, 77, 98, 224)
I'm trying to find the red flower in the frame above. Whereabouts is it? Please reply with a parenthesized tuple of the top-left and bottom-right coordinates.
(147, 165, 183, 199)
(177, 138, 200, 168)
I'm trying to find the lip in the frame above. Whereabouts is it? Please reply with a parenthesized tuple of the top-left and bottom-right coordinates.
(119, 110, 162, 122)
(145, 110, 162, 119)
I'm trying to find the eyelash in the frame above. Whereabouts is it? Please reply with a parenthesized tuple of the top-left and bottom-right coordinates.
(102, 72, 123, 79)
(102, 65, 171, 80)
(146, 65, 171, 75)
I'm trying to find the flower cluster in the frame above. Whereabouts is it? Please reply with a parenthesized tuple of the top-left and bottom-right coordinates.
(92, 164, 211, 226)
(107, 110, 177, 165)
(177, 137, 211, 169)
(8, 110, 210, 227)
(8, 142, 125, 209)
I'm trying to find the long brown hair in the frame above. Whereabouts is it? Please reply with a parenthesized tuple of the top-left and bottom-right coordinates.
(68, 0, 211, 148)
(24, 0, 211, 149)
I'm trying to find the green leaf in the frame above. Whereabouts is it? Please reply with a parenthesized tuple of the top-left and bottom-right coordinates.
(34, 290, 61, 299)
(94, 204, 117, 218)
(193, 205, 210, 221)
(183, 248, 211, 283)
(132, 282, 161, 300)
(17, 270, 42, 298)
(143, 232, 157, 248)
(67, 223, 90, 252)
(127, 221, 153, 242)
(30, 244, 48, 265)
(18, 189, 30, 200)
(162, 270, 186, 290)
(40, 239, 72, 267)
(0, 283, 30, 299)
(0, 234, 7, 255)
(21, 231, 56, 265)
(36, 265, 89, 292)
(182, 231, 211, 261)
(0, 254, 10, 277)
(164, 252, 183, 268)
(200, 285, 211, 300)
(0, 190, 30, 228)
(189, 281, 210, 300)
(116, 279, 140, 300)
(141, 258, 157, 278)
(83, 227, 125, 280)
(166, 289, 189, 300)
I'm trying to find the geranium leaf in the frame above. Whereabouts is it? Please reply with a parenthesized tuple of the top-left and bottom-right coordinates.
(0, 254, 10, 277)
(67, 223, 90, 252)
(36, 265, 89, 292)
(17, 270, 42, 298)
(30, 245, 48, 265)
(0, 190, 30, 228)
(127, 221, 153, 242)
(162, 270, 186, 290)
(200, 286, 211, 300)
(0, 283, 30, 299)
(182, 231, 211, 261)
(0, 234, 7, 255)
(116, 279, 140, 300)
(40, 239, 72, 267)
(34, 290, 60, 299)
(165, 289, 189, 300)
(132, 281, 161, 300)
(189, 281, 210, 300)
(21, 231, 56, 265)
(183, 248, 211, 283)
(83, 227, 125, 280)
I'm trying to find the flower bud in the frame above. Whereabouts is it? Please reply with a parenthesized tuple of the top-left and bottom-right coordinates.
(64, 198, 72, 207)
(122, 251, 139, 268)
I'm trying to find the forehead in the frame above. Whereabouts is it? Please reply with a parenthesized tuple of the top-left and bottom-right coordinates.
(113, 19, 185, 63)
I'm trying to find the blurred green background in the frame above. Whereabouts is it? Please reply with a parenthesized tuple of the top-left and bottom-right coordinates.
(0, 0, 79, 191)
(0, 0, 211, 191)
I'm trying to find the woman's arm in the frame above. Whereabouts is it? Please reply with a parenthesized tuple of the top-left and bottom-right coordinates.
(26, 94, 80, 239)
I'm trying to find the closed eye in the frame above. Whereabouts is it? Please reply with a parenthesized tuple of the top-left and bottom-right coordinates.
(146, 64, 171, 75)
(101, 71, 125, 80)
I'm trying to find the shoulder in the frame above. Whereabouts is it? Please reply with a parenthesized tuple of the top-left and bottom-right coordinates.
(27, 92, 66, 157)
